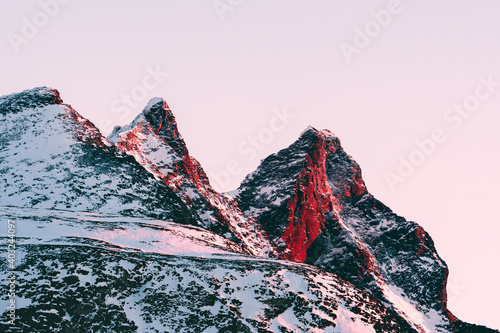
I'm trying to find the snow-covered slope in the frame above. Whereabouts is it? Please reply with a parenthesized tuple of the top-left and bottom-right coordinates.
(108, 98, 276, 257)
(0, 88, 196, 223)
(0, 88, 496, 332)
(234, 127, 497, 333)
(0, 206, 244, 257)
(1, 206, 420, 333)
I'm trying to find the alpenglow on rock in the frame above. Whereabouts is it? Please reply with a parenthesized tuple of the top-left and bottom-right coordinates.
(0, 87, 196, 222)
(233, 126, 497, 333)
(108, 98, 277, 257)
(0, 87, 497, 333)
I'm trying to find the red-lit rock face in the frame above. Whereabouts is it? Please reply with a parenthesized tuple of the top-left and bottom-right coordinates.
(63, 106, 108, 147)
(415, 226, 427, 257)
(0, 87, 199, 222)
(282, 132, 341, 261)
(279, 129, 368, 262)
(2, 87, 493, 332)
(345, 166, 367, 197)
(235, 126, 458, 331)
(108, 99, 276, 257)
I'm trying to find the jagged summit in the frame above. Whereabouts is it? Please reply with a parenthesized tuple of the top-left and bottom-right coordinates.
(234, 126, 457, 331)
(2, 86, 62, 101)
(107, 98, 277, 257)
(0, 88, 197, 222)
(300, 125, 316, 136)
(108, 97, 181, 146)
(144, 96, 169, 110)
(108, 97, 191, 166)
(299, 125, 337, 139)
(108, 97, 208, 188)
(235, 126, 367, 229)
(0, 86, 63, 115)
(0, 87, 496, 333)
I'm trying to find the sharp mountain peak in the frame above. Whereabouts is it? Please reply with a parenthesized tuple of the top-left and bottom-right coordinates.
(0, 87, 496, 333)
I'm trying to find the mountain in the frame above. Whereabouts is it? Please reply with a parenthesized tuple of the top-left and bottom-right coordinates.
(107, 98, 276, 257)
(0, 206, 419, 333)
(0, 87, 497, 332)
(233, 126, 497, 332)
(0, 87, 196, 223)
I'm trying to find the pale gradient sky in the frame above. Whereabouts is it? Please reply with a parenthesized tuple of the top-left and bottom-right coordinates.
(1, 0, 499, 329)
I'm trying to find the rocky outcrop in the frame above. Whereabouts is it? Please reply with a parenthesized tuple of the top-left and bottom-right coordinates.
(108, 98, 276, 257)
(234, 126, 485, 332)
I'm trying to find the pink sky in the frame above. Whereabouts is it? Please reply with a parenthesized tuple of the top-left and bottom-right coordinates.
(1, 1, 499, 329)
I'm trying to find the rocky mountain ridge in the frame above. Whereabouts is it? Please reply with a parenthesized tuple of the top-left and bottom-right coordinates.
(0, 87, 497, 333)
(0, 87, 195, 223)
(107, 98, 276, 257)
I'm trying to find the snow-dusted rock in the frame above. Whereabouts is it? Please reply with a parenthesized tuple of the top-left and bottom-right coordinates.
(0, 87, 197, 223)
(0, 207, 419, 333)
(0, 88, 496, 332)
(234, 126, 496, 333)
(108, 98, 276, 257)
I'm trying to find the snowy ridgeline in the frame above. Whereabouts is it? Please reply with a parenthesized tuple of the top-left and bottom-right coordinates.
(0, 206, 414, 333)
(1, 88, 497, 333)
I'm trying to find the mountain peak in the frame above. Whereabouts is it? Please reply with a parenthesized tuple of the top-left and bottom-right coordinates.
(0, 86, 63, 115)
(141, 97, 182, 144)
(299, 125, 338, 141)
(17, 86, 62, 100)
(300, 125, 317, 136)
(107, 99, 278, 257)
(108, 96, 185, 155)
(1, 86, 497, 332)
(0, 89, 194, 221)
(143, 97, 169, 113)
